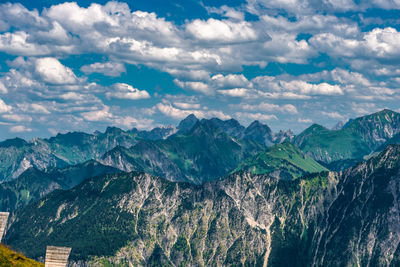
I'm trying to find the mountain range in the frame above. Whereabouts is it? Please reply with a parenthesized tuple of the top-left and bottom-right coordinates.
(5, 145, 400, 266)
(2, 109, 400, 266)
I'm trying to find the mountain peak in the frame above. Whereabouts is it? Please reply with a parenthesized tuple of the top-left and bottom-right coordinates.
(177, 114, 199, 134)
(105, 126, 124, 134)
(243, 120, 274, 146)
(0, 137, 28, 148)
(378, 108, 395, 114)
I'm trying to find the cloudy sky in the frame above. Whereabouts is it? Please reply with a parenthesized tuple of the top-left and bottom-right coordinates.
(0, 0, 400, 139)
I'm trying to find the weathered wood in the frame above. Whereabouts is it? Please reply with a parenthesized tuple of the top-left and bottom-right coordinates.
(0, 212, 9, 242)
(45, 246, 71, 267)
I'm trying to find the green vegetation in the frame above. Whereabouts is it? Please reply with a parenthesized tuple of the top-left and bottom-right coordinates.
(235, 142, 327, 179)
(294, 109, 400, 170)
(0, 244, 43, 267)
(0, 160, 119, 212)
(104, 119, 265, 184)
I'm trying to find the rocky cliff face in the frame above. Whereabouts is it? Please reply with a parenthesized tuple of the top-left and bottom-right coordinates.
(311, 145, 400, 266)
(5, 170, 336, 266)
(6, 145, 400, 266)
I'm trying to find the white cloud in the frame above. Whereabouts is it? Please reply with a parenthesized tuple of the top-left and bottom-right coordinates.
(80, 62, 126, 77)
(157, 103, 230, 120)
(217, 88, 251, 98)
(279, 81, 343, 95)
(174, 79, 213, 95)
(0, 99, 12, 113)
(186, 19, 258, 44)
(321, 111, 344, 119)
(17, 103, 50, 114)
(211, 74, 251, 88)
(0, 81, 7, 94)
(206, 5, 245, 20)
(59, 92, 86, 101)
(81, 107, 112, 121)
(35, 57, 77, 84)
(239, 103, 298, 114)
(9, 125, 32, 133)
(2, 114, 32, 122)
(114, 116, 154, 129)
(235, 112, 278, 121)
(173, 102, 201, 109)
(106, 83, 150, 100)
(298, 118, 313, 123)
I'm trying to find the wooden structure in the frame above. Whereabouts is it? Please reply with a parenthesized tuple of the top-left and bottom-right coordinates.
(44, 246, 71, 267)
(0, 212, 9, 241)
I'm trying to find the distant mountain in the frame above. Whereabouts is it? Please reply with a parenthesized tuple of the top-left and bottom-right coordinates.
(0, 128, 139, 182)
(101, 119, 265, 184)
(235, 142, 327, 179)
(377, 131, 400, 151)
(6, 145, 400, 266)
(331, 120, 346, 130)
(209, 118, 245, 138)
(135, 125, 177, 140)
(176, 114, 199, 134)
(294, 109, 400, 170)
(241, 120, 275, 146)
(0, 160, 119, 212)
(0, 114, 292, 183)
(0, 244, 43, 267)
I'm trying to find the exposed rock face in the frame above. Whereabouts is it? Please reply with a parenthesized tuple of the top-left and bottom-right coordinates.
(5, 170, 336, 266)
(311, 145, 400, 266)
(6, 145, 400, 267)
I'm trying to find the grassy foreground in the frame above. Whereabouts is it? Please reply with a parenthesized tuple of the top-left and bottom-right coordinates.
(0, 244, 43, 267)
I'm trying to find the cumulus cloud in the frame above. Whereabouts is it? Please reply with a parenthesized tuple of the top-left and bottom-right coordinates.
(186, 19, 259, 44)
(211, 74, 251, 88)
(17, 103, 50, 114)
(235, 112, 278, 121)
(81, 107, 112, 121)
(174, 79, 213, 95)
(0, 82, 7, 94)
(321, 111, 345, 119)
(0, 1, 399, 137)
(280, 81, 343, 95)
(2, 114, 32, 122)
(156, 102, 230, 120)
(173, 102, 201, 109)
(35, 57, 77, 84)
(106, 83, 150, 100)
(238, 103, 298, 114)
(80, 62, 126, 77)
(9, 125, 32, 133)
(298, 118, 313, 123)
(0, 99, 12, 113)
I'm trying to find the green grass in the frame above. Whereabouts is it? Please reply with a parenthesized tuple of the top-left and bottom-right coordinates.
(235, 142, 327, 179)
(0, 244, 43, 267)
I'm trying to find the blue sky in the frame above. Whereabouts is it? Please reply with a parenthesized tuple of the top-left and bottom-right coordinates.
(0, 0, 400, 139)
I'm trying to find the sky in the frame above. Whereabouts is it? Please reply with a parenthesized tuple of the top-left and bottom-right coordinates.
(0, 0, 400, 140)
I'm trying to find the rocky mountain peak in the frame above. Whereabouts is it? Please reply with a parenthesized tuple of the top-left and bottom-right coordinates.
(176, 114, 199, 134)
(0, 137, 28, 148)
